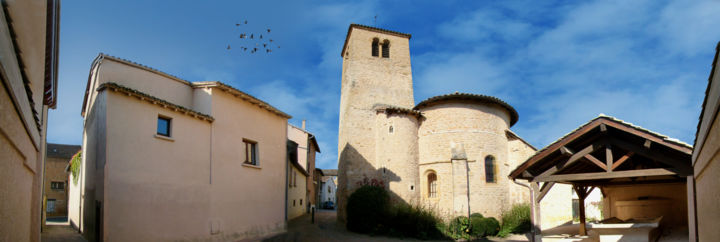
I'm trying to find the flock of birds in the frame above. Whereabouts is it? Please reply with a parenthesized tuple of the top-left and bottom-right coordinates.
(227, 20, 279, 54)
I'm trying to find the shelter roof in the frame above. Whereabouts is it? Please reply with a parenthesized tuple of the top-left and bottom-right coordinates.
(510, 115, 692, 185)
(341, 24, 412, 57)
(414, 92, 519, 126)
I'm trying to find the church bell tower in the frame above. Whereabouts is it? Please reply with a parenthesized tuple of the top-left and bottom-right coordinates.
(336, 24, 415, 221)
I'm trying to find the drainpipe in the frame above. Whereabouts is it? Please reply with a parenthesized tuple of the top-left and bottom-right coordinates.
(512, 179, 535, 242)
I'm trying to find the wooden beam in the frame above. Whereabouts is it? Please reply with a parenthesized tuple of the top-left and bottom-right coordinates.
(606, 138, 692, 175)
(535, 142, 604, 179)
(574, 185, 588, 236)
(611, 151, 634, 170)
(530, 182, 542, 242)
(602, 120, 692, 154)
(560, 146, 573, 156)
(536, 182, 555, 203)
(534, 168, 677, 182)
(605, 146, 613, 173)
(584, 154, 608, 171)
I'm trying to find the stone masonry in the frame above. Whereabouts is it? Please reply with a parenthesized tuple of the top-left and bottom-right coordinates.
(337, 24, 538, 221)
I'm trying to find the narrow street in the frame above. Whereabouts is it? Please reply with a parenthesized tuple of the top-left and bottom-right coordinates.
(41, 222, 86, 242)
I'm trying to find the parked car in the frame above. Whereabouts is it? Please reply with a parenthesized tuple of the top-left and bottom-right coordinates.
(322, 201, 334, 209)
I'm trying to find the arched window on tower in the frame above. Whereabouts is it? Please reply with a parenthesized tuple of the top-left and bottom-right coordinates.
(381, 40, 390, 58)
(428, 172, 437, 198)
(485, 155, 496, 183)
(371, 38, 379, 57)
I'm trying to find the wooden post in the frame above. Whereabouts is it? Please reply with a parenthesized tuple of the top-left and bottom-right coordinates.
(530, 182, 542, 242)
(574, 185, 588, 236)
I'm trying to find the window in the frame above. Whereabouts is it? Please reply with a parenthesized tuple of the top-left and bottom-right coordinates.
(47, 199, 56, 213)
(243, 139, 258, 165)
(328, 187, 331, 193)
(293, 200, 296, 206)
(300, 199, 303, 205)
(428, 172, 437, 198)
(371, 38, 379, 57)
(293, 171, 297, 187)
(50, 181, 65, 190)
(485, 155, 496, 183)
(157, 116, 171, 136)
(381, 40, 390, 58)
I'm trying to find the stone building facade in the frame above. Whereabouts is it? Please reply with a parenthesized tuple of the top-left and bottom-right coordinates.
(337, 24, 538, 221)
(44, 143, 81, 219)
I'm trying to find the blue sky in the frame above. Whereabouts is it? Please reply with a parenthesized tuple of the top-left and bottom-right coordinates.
(48, 0, 720, 169)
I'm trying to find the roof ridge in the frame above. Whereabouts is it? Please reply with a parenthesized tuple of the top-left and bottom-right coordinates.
(99, 53, 192, 85)
(414, 92, 519, 126)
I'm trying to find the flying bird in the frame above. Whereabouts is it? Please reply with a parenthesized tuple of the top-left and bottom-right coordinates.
(267, 29, 271, 33)
(227, 45, 231, 50)
(236, 23, 240, 26)
(244, 20, 248, 24)
(263, 43, 267, 48)
(250, 34, 254, 39)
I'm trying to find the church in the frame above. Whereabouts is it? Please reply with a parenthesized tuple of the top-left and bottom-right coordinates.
(336, 24, 571, 225)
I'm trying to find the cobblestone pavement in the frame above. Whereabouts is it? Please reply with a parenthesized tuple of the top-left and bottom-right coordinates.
(41, 224, 86, 242)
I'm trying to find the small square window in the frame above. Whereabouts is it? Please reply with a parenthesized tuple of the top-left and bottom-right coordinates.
(157, 116, 171, 137)
(243, 139, 258, 166)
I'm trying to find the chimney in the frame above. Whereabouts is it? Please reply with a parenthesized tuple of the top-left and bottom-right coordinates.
(302, 120, 306, 130)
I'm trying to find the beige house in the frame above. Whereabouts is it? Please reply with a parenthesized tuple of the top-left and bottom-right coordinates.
(44, 143, 81, 220)
(0, 1, 60, 241)
(73, 53, 291, 241)
(336, 24, 570, 224)
(690, 41, 720, 242)
(286, 123, 320, 220)
(319, 169, 337, 207)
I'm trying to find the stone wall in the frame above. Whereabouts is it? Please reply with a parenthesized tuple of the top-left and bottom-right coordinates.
(337, 26, 414, 221)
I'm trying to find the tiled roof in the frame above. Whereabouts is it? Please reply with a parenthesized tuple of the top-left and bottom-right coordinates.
(97, 82, 214, 122)
(46, 143, 81, 159)
(341, 24, 412, 57)
(82, 53, 291, 120)
(414, 92, 519, 126)
(193, 81, 291, 119)
(509, 114, 693, 179)
(321, 169, 338, 176)
(373, 103, 423, 118)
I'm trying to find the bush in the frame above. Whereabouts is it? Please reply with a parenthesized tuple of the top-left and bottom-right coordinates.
(470, 216, 500, 237)
(387, 204, 445, 240)
(448, 216, 472, 239)
(498, 203, 531, 237)
(346, 185, 390, 233)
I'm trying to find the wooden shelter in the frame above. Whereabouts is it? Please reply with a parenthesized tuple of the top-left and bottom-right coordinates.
(510, 115, 692, 241)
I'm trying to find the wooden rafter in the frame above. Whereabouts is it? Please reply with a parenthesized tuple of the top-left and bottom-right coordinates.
(611, 151, 634, 170)
(606, 138, 692, 175)
(536, 182, 555, 203)
(535, 142, 604, 179)
(584, 154, 608, 171)
(534, 168, 676, 182)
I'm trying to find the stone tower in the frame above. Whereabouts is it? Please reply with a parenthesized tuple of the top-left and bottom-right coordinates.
(337, 24, 416, 221)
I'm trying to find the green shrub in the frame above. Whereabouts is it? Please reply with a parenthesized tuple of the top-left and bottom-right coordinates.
(448, 216, 472, 239)
(498, 203, 531, 237)
(470, 213, 483, 219)
(471, 216, 500, 237)
(346, 185, 390, 233)
(387, 204, 444, 240)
